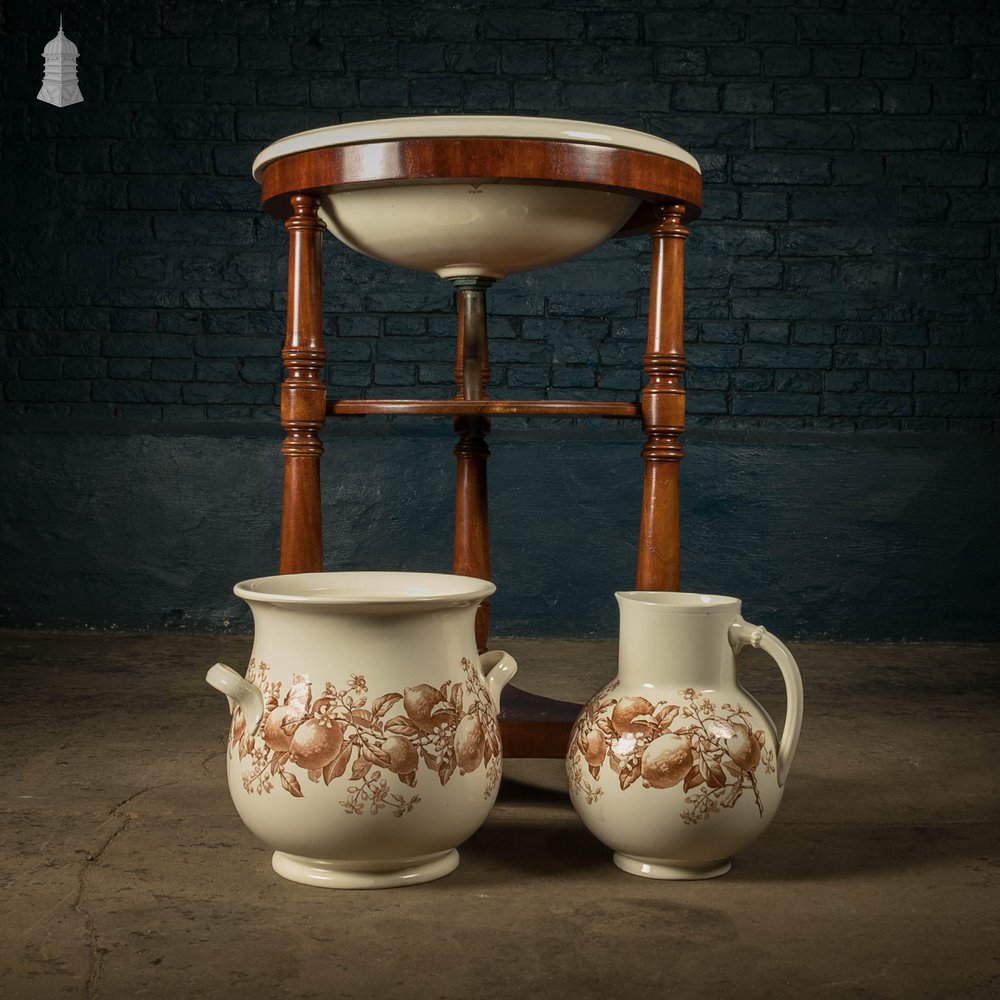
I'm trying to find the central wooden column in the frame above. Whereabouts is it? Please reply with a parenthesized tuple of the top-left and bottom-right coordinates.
(451, 277, 494, 649)
(279, 194, 326, 574)
(636, 204, 689, 592)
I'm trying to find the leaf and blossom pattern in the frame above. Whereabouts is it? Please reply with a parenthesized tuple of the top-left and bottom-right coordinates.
(228, 657, 501, 817)
(568, 682, 775, 825)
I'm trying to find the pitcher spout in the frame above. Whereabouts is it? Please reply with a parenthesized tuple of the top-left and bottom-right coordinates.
(206, 663, 265, 737)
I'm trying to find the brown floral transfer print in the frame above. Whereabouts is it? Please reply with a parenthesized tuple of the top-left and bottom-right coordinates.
(229, 657, 502, 817)
(568, 683, 775, 825)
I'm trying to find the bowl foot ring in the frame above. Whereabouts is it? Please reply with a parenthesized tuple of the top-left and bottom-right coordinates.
(272, 848, 459, 889)
(613, 852, 731, 880)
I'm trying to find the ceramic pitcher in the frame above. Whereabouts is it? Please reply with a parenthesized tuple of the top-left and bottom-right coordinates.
(566, 592, 803, 879)
(206, 572, 516, 889)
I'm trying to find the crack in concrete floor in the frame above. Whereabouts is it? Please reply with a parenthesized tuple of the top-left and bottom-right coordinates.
(1, 632, 998, 999)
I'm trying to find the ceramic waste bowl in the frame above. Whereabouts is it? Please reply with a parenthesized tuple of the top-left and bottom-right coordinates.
(567, 592, 803, 880)
(207, 572, 516, 889)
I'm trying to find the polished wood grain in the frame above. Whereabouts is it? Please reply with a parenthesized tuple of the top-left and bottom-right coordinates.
(259, 137, 702, 229)
(498, 686, 581, 759)
(329, 399, 641, 418)
(636, 205, 689, 592)
(452, 279, 493, 650)
(279, 194, 327, 574)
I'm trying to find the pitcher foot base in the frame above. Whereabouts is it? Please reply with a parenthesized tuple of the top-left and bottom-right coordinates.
(613, 852, 731, 880)
(272, 849, 459, 889)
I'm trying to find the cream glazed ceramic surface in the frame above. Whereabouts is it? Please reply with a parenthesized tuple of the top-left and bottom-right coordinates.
(251, 115, 701, 279)
(566, 592, 803, 880)
(206, 572, 516, 889)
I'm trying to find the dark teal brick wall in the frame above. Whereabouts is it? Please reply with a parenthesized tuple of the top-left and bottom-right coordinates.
(1, 0, 998, 431)
(1, 1, 998, 638)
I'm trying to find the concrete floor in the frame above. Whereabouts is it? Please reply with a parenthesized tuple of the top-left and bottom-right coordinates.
(0, 630, 997, 999)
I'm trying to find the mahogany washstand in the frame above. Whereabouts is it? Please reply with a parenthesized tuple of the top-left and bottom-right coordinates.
(252, 117, 702, 758)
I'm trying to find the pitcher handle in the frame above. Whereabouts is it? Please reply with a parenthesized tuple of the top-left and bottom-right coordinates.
(729, 618, 803, 787)
(479, 650, 518, 712)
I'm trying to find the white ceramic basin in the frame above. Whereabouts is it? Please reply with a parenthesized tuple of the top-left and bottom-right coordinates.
(252, 116, 700, 280)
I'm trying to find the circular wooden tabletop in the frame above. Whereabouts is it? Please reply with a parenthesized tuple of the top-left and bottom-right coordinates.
(257, 136, 702, 236)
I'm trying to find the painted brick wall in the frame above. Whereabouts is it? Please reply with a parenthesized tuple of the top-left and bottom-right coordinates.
(2, 0, 998, 433)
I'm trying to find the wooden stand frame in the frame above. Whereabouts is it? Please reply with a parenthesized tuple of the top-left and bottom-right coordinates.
(258, 137, 702, 758)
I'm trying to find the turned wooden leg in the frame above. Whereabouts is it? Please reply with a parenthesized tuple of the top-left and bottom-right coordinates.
(451, 277, 493, 649)
(637, 205, 689, 592)
(279, 194, 326, 574)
